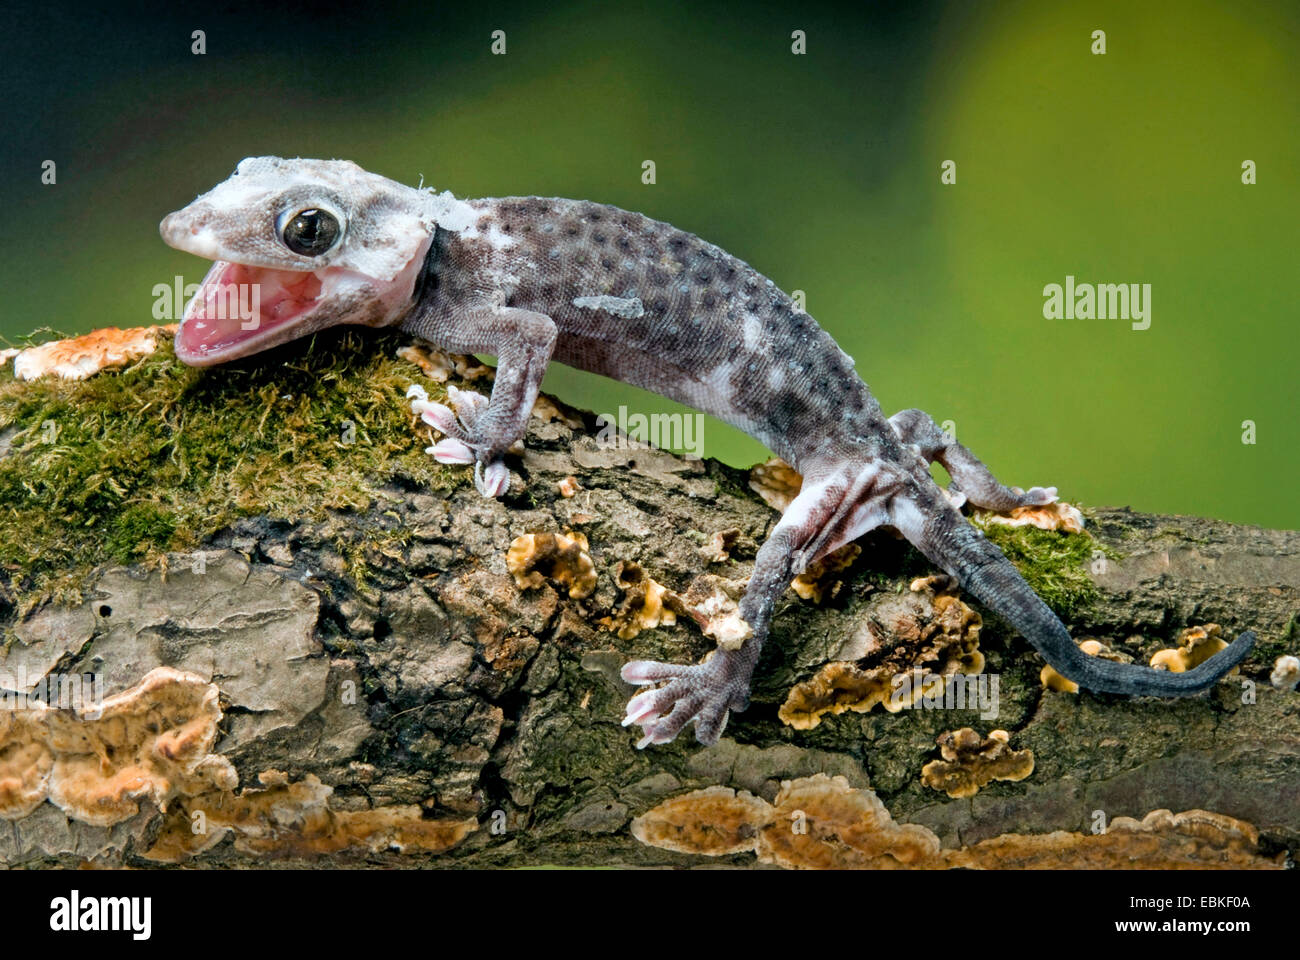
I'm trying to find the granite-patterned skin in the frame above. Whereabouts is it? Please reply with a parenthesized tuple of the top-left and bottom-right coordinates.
(162, 158, 1256, 747)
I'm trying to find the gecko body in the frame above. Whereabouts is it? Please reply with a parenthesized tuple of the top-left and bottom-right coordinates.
(160, 157, 1255, 747)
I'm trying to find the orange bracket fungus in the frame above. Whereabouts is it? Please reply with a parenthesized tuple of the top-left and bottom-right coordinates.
(920, 727, 1035, 799)
(506, 531, 598, 599)
(12, 325, 177, 381)
(779, 575, 983, 729)
(601, 561, 685, 640)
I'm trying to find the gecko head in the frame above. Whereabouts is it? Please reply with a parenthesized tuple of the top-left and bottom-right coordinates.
(160, 156, 444, 366)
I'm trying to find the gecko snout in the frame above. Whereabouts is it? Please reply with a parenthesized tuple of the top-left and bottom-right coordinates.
(159, 204, 224, 259)
(159, 209, 187, 245)
(160, 206, 202, 239)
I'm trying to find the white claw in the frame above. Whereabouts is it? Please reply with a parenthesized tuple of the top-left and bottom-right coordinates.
(621, 660, 678, 685)
(448, 385, 489, 419)
(427, 438, 475, 464)
(405, 384, 429, 400)
(622, 690, 661, 726)
(415, 400, 460, 435)
(1027, 485, 1059, 505)
(475, 460, 510, 498)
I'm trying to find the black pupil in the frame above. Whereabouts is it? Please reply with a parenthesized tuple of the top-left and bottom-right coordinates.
(283, 209, 339, 255)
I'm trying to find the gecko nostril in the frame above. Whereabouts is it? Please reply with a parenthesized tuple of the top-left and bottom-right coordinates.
(160, 206, 215, 248)
(159, 212, 181, 241)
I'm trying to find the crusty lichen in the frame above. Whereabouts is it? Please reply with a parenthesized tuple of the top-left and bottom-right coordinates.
(633, 777, 1281, 870)
(631, 774, 945, 869)
(697, 528, 744, 564)
(920, 727, 1035, 798)
(506, 531, 598, 599)
(978, 500, 1085, 534)
(762, 774, 944, 869)
(0, 328, 463, 610)
(778, 661, 884, 729)
(1271, 655, 1300, 690)
(145, 769, 478, 863)
(791, 543, 861, 603)
(949, 808, 1282, 870)
(778, 575, 983, 729)
(679, 573, 752, 650)
(395, 342, 493, 383)
(529, 394, 585, 429)
(629, 784, 770, 856)
(748, 456, 802, 512)
(0, 666, 236, 826)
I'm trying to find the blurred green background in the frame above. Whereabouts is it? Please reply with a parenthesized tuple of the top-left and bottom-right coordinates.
(2, 0, 1295, 528)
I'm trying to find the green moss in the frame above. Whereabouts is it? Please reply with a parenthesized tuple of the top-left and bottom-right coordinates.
(972, 518, 1116, 619)
(338, 528, 414, 597)
(0, 328, 465, 609)
(1250, 613, 1300, 663)
(104, 503, 177, 563)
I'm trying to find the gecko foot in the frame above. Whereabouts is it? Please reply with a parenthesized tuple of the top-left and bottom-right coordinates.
(425, 441, 509, 496)
(427, 437, 475, 464)
(445, 385, 490, 432)
(410, 385, 490, 443)
(409, 385, 511, 497)
(620, 652, 753, 747)
(1011, 485, 1058, 506)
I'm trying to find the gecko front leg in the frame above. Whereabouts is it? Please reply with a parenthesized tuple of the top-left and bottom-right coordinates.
(408, 305, 557, 497)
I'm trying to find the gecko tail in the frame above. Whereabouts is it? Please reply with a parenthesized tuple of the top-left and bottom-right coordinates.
(914, 505, 1256, 696)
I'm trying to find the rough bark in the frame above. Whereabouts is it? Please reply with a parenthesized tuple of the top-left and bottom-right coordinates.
(2, 380, 1297, 869)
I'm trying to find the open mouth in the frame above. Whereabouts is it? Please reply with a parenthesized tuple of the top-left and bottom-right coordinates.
(175, 261, 325, 364)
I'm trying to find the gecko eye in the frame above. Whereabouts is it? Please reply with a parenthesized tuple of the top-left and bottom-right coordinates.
(281, 208, 341, 256)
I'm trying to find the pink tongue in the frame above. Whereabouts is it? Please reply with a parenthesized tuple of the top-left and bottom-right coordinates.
(177, 262, 322, 356)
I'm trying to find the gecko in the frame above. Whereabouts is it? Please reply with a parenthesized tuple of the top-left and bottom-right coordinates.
(159, 156, 1256, 748)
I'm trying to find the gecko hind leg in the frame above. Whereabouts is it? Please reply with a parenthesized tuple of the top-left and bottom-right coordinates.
(621, 466, 892, 746)
(889, 408, 1056, 512)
